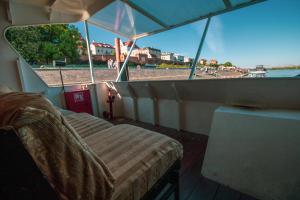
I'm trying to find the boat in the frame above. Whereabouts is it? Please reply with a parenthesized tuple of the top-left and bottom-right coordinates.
(248, 65, 267, 78)
(248, 70, 267, 78)
(0, 1, 299, 200)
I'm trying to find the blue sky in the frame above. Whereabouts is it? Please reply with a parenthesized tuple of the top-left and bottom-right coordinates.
(74, 0, 300, 68)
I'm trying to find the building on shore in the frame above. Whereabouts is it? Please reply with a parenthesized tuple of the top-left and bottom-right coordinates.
(209, 59, 218, 65)
(132, 47, 161, 59)
(184, 57, 192, 63)
(77, 37, 87, 56)
(200, 59, 207, 65)
(134, 53, 148, 64)
(120, 40, 139, 55)
(174, 54, 184, 62)
(90, 41, 115, 55)
(77, 45, 85, 56)
(218, 65, 237, 71)
(131, 47, 161, 64)
(161, 52, 176, 62)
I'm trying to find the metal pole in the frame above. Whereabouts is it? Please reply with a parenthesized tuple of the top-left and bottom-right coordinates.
(116, 39, 137, 82)
(189, 17, 211, 80)
(84, 20, 95, 83)
(115, 38, 122, 72)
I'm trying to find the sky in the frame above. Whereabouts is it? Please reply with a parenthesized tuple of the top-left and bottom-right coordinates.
(74, 0, 300, 68)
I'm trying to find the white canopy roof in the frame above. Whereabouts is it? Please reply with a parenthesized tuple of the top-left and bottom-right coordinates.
(6, 0, 266, 39)
(88, 0, 266, 39)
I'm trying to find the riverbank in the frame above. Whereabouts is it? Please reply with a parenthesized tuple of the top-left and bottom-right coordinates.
(34, 68, 299, 86)
(268, 66, 300, 70)
(34, 68, 246, 86)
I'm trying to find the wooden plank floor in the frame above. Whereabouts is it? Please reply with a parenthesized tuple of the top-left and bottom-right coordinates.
(113, 118, 258, 200)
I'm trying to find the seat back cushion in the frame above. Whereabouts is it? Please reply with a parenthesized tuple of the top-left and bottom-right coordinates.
(0, 93, 115, 200)
(0, 127, 59, 200)
(0, 92, 61, 126)
(0, 84, 13, 94)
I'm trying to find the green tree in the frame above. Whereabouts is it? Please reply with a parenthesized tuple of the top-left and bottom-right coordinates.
(40, 42, 62, 64)
(6, 26, 41, 64)
(209, 63, 219, 67)
(224, 62, 233, 67)
(6, 24, 83, 65)
(58, 25, 82, 63)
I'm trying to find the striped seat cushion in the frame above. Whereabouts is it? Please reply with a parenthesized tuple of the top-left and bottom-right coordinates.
(84, 124, 183, 200)
(64, 113, 113, 138)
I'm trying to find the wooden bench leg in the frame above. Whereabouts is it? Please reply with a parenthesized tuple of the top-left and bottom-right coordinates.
(170, 160, 180, 200)
(174, 169, 180, 200)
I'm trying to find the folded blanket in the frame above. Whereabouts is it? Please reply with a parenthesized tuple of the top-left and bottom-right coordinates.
(0, 92, 115, 200)
(0, 92, 61, 126)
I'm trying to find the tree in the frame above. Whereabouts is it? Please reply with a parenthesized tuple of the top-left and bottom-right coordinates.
(6, 26, 41, 64)
(40, 42, 62, 64)
(6, 24, 83, 65)
(224, 62, 233, 67)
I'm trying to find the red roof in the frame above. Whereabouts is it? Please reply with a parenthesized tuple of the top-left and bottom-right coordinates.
(92, 42, 114, 49)
(123, 41, 139, 48)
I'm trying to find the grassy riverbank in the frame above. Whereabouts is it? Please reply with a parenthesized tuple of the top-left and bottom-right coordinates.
(269, 66, 300, 70)
(157, 63, 191, 69)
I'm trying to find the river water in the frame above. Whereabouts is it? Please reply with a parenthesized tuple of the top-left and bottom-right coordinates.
(266, 69, 300, 77)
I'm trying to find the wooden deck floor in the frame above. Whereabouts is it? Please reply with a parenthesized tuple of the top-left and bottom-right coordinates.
(113, 119, 258, 200)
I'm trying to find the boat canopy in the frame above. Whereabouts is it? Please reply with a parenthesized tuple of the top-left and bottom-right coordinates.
(6, 0, 265, 39)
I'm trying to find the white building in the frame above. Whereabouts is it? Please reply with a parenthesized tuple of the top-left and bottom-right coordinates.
(184, 56, 192, 63)
(161, 52, 175, 61)
(174, 54, 184, 62)
(120, 40, 139, 55)
(90, 42, 115, 55)
(137, 47, 161, 59)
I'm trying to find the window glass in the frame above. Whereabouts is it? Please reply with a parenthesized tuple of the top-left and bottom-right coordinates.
(129, 0, 225, 26)
(89, 0, 163, 38)
(5, 22, 120, 85)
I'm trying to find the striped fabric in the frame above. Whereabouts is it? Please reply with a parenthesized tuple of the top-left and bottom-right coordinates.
(64, 113, 113, 138)
(84, 124, 183, 200)
(65, 112, 183, 200)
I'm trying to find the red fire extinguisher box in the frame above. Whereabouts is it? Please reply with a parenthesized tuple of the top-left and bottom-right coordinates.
(64, 90, 93, 115)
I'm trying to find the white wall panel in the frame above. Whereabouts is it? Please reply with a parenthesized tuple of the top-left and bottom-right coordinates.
(158, 100, 178, 129)
(183, 101, 221, 135)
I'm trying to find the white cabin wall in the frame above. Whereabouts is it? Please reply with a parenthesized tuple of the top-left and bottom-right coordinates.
(183, 101, 221, 134)
(202, 107, 300, 200)
(0, 3, 102, 115)
(17, 58, 48, 93)
(122, 97, 135, 119)
(46, 87, 65, 108)
(158, 100, 178, 129)
(137, 98, 155, 125)
(96, 82, 124, 118)
(0, 2, 48, 93)
(119, 98, 221, 135)
(0, 2, 21, 91)
(113, 79, 300, 135)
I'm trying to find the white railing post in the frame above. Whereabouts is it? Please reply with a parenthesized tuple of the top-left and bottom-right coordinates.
(189, 17, 211, 80)
(84, 20, 95, 83)
(116, 39, 137, 82)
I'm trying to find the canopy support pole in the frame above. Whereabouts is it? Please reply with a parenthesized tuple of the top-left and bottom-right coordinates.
(84, 20, 95, 83)
(116, 39, 137, 82)
(189, 17, 211, 80)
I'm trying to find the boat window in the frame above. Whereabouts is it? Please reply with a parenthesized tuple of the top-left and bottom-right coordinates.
(128, 0, 225, 26)
(5, 22, 119, 86)
(5, 0, 300, 84)
(87, 0, 264, 39)
(89, 0, 164, 38)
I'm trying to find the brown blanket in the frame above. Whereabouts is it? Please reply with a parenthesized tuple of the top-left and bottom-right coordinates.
(0, 92, 61, 126)
(0, 92, 115, 200)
